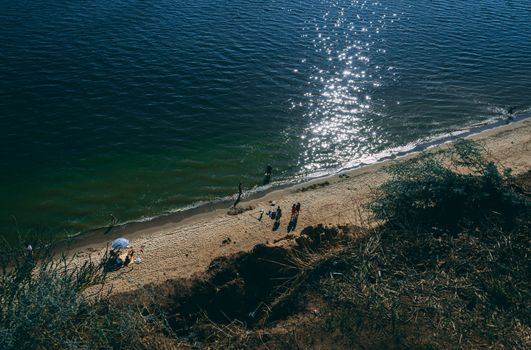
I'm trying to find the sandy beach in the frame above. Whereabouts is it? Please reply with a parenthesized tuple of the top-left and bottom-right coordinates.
(70, 118, 531, 294)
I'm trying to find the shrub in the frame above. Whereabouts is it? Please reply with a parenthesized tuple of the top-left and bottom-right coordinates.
(0, 243, 171, 350)
(369, 139, 529, 232)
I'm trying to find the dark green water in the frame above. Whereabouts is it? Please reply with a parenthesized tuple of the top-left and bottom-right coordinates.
(1, 0, 530, 240)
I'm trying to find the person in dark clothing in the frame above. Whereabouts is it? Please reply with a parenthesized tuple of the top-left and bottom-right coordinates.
(263, 165, 273, 185)
(233, 182, 243, 207)
(124, 250, 135, 267)
(272, 206, 282, 231)
(275, 206, 282, 222)
(506, 106, 516, 123)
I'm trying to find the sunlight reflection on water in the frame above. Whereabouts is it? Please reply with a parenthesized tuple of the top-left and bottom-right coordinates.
(298, 0, 402, 172)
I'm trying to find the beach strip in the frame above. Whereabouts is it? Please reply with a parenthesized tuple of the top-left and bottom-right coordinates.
(70, 118, 531, 294)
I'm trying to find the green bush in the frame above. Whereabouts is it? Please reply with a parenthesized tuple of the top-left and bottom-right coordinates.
(0, 244, 171, 350)
(369, 139, 529, 232)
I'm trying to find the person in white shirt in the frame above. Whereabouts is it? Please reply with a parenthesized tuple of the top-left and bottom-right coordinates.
(26, 243, 33, 256)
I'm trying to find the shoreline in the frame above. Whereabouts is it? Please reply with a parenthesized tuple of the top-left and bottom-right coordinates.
(61, 113, 530, 255)
(64, 117, 530, 296)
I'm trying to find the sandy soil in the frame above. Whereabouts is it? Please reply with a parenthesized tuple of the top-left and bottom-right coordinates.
(71, 119, 531, 294)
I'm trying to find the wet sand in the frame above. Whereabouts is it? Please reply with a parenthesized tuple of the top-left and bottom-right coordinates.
(70, 118, 531, 294)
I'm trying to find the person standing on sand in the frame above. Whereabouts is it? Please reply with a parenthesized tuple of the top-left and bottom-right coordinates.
(272, 205, 282, 231)
(275, 206, 282, 223)
(288, 203, 301, 232)
(291, 204, 297, 218)
(233, 182, 243, 207)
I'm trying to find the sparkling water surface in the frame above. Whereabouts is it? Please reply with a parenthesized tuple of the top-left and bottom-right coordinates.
(1, 0, 530, 239)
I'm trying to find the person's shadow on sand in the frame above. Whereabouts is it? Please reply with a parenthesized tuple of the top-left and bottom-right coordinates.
(287, 216, 298, 232)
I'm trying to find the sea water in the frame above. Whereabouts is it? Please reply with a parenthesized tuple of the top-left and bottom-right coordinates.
(1, 0, 530, 240)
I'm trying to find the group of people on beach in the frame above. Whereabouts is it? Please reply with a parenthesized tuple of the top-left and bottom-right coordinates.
(233, 165, 304, 231)
(288, 203, 301, 232)
(268, 205, 282, 230)
(263, 202, 301, 231)
(108, 248, 137, 271)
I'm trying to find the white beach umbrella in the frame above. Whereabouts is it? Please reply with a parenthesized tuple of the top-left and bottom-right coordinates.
(111, 237, 129, 250)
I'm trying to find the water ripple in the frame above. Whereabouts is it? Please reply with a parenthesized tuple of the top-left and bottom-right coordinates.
(0, 0, 530, 238)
